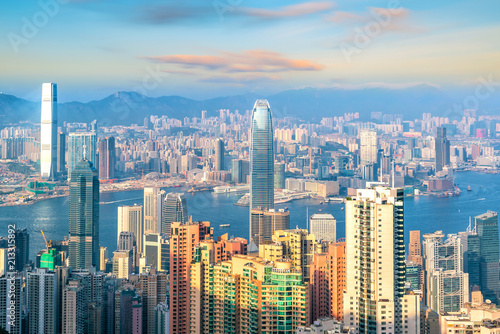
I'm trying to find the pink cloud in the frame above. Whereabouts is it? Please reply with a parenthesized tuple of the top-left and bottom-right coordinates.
(238, 1, 336, 18)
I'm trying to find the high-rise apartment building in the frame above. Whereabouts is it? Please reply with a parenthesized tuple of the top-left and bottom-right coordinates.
(170, 219, 212, 334)
(68, 159, 100, 270)
(27, 268, 58, 334)
(250, 99, 274, 213)
(474, 211, 500, 303)
(61, 279, 86, 334)
(68, 132, 97, 178)
(98, 136, 115, 180)
(100, 247, 108, 272)
(0, 274, 23, 334)
(250, 208, 289, 246)
(359, 130, 378, 164)
(113, 250, 133, 279)
(309, 213, 337, 243)
(118, 205, 143, 262)
(214, 138, 224, 171)
(310, 242, 346, 322)
(408, 230, 424, 291)
(161, 192, 188, 236)
(190, 254, 310, 334)
(423, 231, 469, 312)
(40, 83, 58, 180)
(435, 126, 450, 172)
(344, 187, 411, 334)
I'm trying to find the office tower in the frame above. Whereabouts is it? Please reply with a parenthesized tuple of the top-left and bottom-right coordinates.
(423, 231, 469, 312)
(250, 208, 290, 246)
(359, 130, 377, 164)
(214, 138, 224, 171)
(464, 232, 481, 291)
(231, 159, 243, 183)
(143, 233, 163, 269)
(274, 162, 285, 189)
(310, 242, 346, 322)
(405, 261, 420, 290)
(39, 248, 62, 270)
(57, 132, 66, 173)
(68, 159, 99, 270)
(161, 192, 188, 236)
(68, 132, 97, 177)
(98, 136, 115, 180)
(309, 213, 337, 243)
(435, 126, 450, 172)
(170, 219, 212, 334)
(118, 231, 136, 252)
(144, 187, 164, 233)
(130, 269, 167, 334)
(250, 99, 274, 211)
(0, 274, 23, 334)
(190, 254, 309, 333)
(344, 187, 409, 334)
(154, 303, 169, 334)
(113, 250, 133, 279)
(118, 204, 143, 262)
(62, 279, 86, 334)
(100, 247, 108, 271)
(27, 268, 58, 334)
(40, 83, 58, 180)
(474, 211, 500, 303)
(14, 227, 29, 272)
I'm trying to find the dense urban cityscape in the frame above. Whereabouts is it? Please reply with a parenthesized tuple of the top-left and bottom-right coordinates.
(2, 1, 500, 333)
(0, 81, 499, 334)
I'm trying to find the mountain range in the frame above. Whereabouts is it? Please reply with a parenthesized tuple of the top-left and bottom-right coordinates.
(0, 84, 492, 128)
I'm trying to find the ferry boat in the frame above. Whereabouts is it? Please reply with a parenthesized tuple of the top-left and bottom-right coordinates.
(219, 224, 230, 228)
(467, 185, 472, 191)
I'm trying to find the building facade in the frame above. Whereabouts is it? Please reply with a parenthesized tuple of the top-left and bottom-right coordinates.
(40, 82, 58, 180)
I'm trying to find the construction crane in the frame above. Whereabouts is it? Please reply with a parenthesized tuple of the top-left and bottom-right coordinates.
(40, 230, 51, 252)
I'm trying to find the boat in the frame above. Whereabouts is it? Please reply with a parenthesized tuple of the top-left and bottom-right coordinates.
(219, 224, 230, 228)
(467, 185, 472, 191)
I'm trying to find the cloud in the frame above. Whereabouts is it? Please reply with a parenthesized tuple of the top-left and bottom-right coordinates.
(236, 1, 335, 19)
(135, 1, 335, 24)
(141, 50, 325, 73)
(199, 74, 281, 85)
(327, 81, 441, 90)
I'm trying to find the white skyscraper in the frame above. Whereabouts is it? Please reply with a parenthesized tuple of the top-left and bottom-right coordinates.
(118, 205, 143, 256)
(344, 187, 419, 334)
(40, 83, 58, 180)
(309, 213, 336, 243)
(360, 130, 378, 164)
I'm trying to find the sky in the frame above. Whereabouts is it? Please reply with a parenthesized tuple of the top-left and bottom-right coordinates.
(1, 0, 499, 102)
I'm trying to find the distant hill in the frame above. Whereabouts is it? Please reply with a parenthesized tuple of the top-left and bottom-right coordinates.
(0, 85, 479, 127)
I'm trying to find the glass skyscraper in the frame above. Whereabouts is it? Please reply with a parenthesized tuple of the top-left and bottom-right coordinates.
(250, 99, 274, 210)
(161, 193, 188, 236)
(475, 211, 500, 303)
(68, 159, 100, 270)
(68, 132, 97, 178)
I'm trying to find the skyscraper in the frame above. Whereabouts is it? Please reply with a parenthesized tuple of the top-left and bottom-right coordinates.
(57, 132, 66, 173)
(14, 227, 29, 272)
(344, 187, 410, 334)
(68, 132, 97, 177)
(274, 162, 285, 189)
(40, 83, 58, 180)
(0, 274, 23, 334)
(169, 219, 212, 334)
(27, 268, 58, 334)
(423, 231, 469, 312)
(161, 192, 188, 236)
(435, 126, 450, 172)
(250, 99, 274, 211)
(144, 187, 164, 234)
(359, 130, 378, 164)
(118, 205, 143, 261)
(474, 211, 500, 303)
(250, 100, 274, 248)
(68, 159, 99, 270)
(408, 230, 424, 292)
(98, 136, 115, 180)
(214, 138, 224, 171)
(309, 213, 337, 243)
(250, 208, 289, 246)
